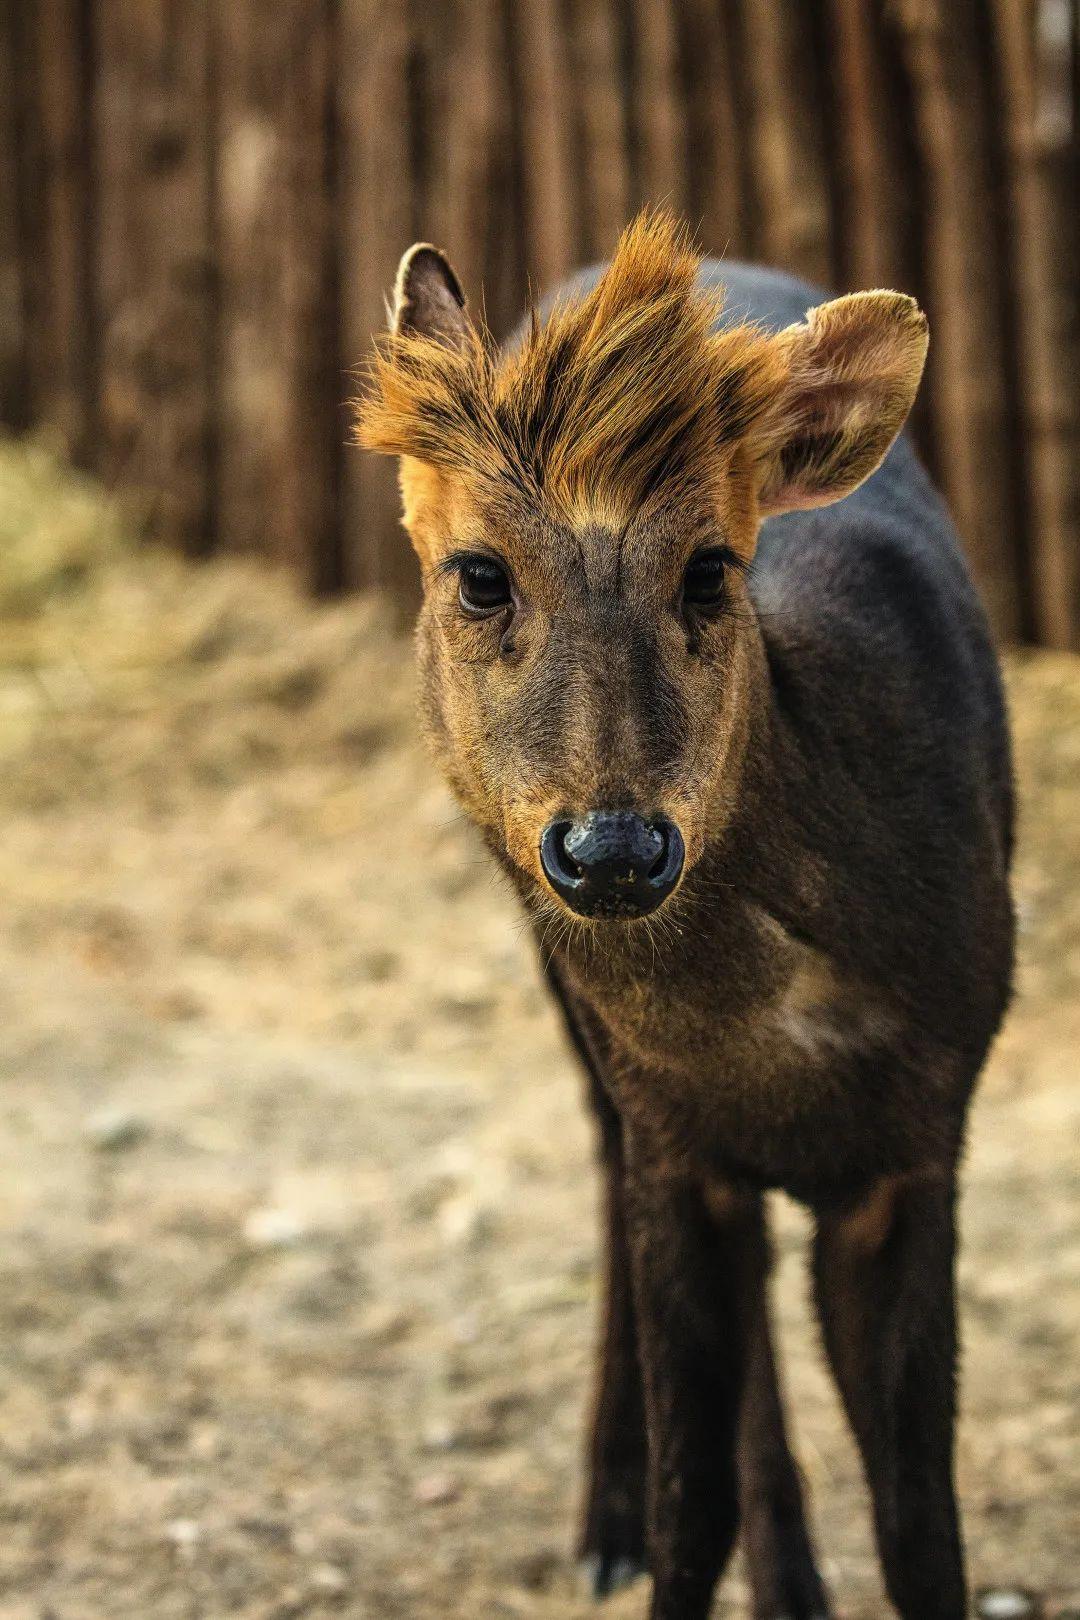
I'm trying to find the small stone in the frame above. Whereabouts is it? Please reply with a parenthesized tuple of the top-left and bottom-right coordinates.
(413, 1471, 459, 1506)
(420, 1418, 458, 1454)
(85, 1108, 147, 1151)
(243, 1207, 306, 1249)
(188, 1421, 221, 1460)
(309, 1563, 348, 1596)
(976, 1591, 1041, 1620)
(438, 1196, 494, 1250)
(165, 1518, 200, 1560)
(450, 1311, 480, 1346)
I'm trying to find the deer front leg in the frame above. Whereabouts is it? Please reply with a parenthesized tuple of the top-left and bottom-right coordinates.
(578, 1069, 647, 1596)
(738, 1214, 831, 1620)
(541, 958, 648, 1596)
(623, 1160, 763, 1620)
(812, 1170, 966, 1620)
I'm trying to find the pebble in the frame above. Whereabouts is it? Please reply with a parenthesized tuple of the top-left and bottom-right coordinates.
(165, 1518, 200, 1560)
(85, 1108, 148, 1151)
(309, 1562, 348, 1596)
(413, 1471, 459, 1507)
(243, 1207, 306, 1249)
(438, 1195, 494, 1249)
(976, 1591, 1042, 1620)
(420, 1418, 458, 1454)
(450, 1311, 480, 1346)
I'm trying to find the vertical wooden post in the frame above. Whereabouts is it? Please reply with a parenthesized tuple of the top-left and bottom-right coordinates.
(508, 0, 576, 291)
(738, 0, 834, 287)
(215, 1, 338, 576)
(827, 0, 938, 460)
(415, 0, 510, 330)
(628, 0, 688, 214)
(993, 0, 1080, 648)
(895, 0, 1029, 641)
(94, 0, 216, 553)
(676, 0, 748, 260)
(564, 0, 632, 264)
(829, 0, 917, 291)
(338, 0, 414, 600)
(0, 0, 27, 427)
(25, 0, 96, 460)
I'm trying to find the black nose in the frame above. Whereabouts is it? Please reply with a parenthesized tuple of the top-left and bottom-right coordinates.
(539, 811, 685, 919)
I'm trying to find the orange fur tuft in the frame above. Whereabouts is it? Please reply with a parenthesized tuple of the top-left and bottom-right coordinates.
(354, 210, 787, 525)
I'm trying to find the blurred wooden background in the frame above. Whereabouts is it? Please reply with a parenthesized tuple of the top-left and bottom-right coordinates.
(2, 0, 1077, 643)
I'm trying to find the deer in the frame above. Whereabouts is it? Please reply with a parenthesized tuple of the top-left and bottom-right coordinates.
(356, 211, 1014, 1620)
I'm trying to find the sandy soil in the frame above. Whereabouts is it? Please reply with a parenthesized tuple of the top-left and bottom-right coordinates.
(0, 439, 1076, 1619)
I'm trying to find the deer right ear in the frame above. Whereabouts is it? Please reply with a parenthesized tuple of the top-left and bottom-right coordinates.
(391, 243, 471, 349)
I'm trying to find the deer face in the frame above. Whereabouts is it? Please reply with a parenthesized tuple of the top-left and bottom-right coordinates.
(357, 214, 927, 925)
(405, 467, 761, 921)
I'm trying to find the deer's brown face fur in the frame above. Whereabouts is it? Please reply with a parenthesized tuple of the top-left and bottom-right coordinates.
(405, 460, 759, 915)
(356, 213, 928, 925)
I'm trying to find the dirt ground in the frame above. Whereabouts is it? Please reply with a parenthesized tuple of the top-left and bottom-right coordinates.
(0, 438, 1076, 1619)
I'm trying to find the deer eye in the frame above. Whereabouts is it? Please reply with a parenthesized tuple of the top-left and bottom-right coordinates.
(682, 548, 729, 611)
(458, 555, 512, 615)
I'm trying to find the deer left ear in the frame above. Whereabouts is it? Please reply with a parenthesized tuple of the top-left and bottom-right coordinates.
(755, 291, 929, 517)
(391, 242, 472, 350)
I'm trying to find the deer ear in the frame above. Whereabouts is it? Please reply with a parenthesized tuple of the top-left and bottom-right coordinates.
(391, 243, 471, 349)
(755, 291, 929, 517)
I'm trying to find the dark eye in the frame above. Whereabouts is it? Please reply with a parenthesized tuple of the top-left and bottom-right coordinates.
(682, 548, 728, 612)
(458, 555, 512, 615)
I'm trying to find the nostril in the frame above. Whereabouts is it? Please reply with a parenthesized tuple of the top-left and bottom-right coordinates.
(556, 823, 583, 876)
(647, 823, 672, 879)
(647, 817, 684, 893)
(540, 820, 582, 888)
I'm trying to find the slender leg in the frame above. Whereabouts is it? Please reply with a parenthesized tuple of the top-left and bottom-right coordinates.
(623, 1163, 765, 1620)
(540, 961, 647, 1594)
(812, 1171, 966, 1620)
(738, 1212, 831, 1620)
(579, 1067, 648, 1592)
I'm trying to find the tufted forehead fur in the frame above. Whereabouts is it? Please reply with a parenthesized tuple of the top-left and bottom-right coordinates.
(355, 211, 789, 526)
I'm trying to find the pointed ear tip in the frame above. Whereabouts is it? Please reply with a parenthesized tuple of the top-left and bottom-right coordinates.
(398, 241, 447, 270)
(881, 289, 927, 329)
(804, 289, 929, 354)
(395, 242, 465, 305)
(859, 288, 929, 333)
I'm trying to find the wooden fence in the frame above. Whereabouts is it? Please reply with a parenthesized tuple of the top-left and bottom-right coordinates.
(2, 1, 1078, 643)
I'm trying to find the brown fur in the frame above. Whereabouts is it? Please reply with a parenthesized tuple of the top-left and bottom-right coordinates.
(356, 210, 926, 540)
(358, 212, 782, 531)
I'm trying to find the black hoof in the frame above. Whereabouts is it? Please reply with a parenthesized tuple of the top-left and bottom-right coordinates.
(579, 1552, 647, 1600)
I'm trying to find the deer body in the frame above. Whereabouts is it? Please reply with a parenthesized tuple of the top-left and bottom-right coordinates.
(358, 217, 1014, 1620)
